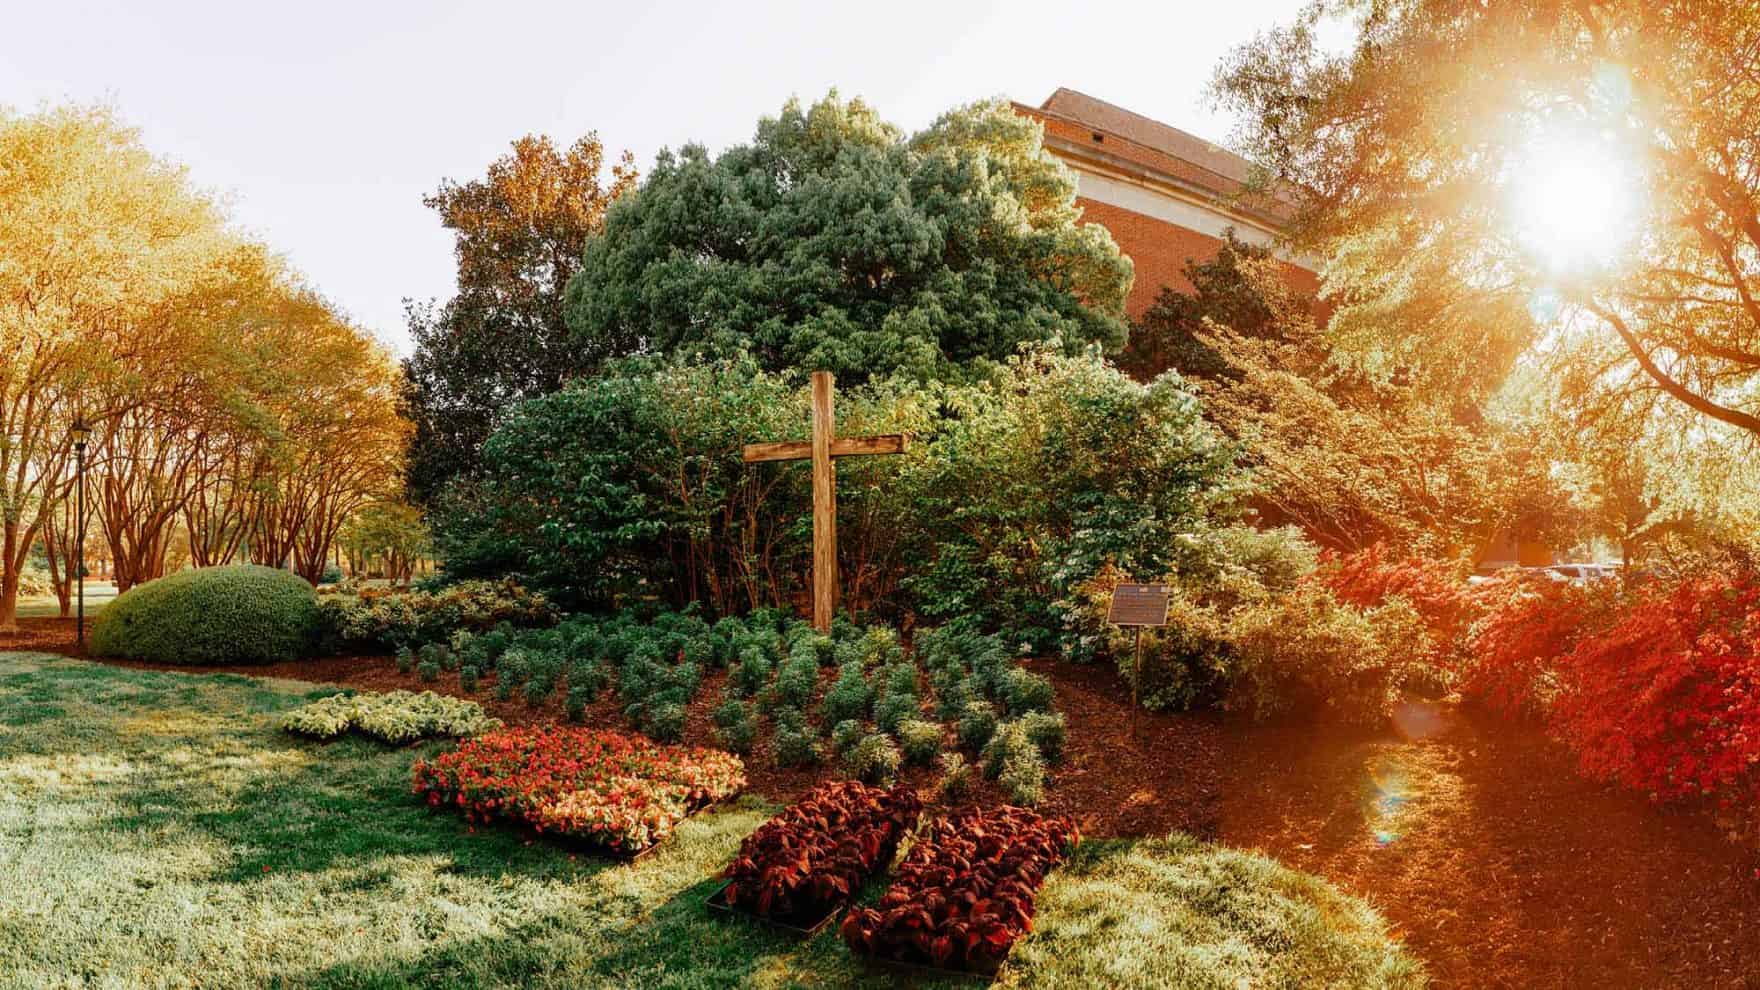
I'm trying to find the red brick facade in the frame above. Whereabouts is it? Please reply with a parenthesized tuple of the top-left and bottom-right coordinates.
(1016, 89, 1319, 320)
(1073, 195, 1320, 319)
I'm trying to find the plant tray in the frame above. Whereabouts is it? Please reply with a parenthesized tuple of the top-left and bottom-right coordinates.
(859, 953, 1003, 983)
(704, 881, 844, 938)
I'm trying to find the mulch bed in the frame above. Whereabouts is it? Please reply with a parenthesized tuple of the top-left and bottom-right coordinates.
(9, 614, 1760, 987)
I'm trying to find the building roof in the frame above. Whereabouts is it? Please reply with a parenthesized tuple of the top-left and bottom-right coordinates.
(1038, 87, 1257, 190)
(1018, 87, 1297, 225)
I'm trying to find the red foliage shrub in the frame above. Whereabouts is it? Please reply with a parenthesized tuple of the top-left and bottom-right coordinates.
(723, 781, 923, 922)
(840, 805, 1079, 973)
(1461, 573, 1613, 719)
(1317, 544, 1477, 649)
(1549, 576, 1760, 806)
(412, 726, 745, 853)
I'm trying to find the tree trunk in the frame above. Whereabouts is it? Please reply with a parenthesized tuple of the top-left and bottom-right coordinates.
(0, 521, 20, 633)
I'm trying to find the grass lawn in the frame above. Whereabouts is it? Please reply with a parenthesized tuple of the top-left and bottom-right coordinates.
(13, 582, 117, 619)
(0, 652, 1424, 989)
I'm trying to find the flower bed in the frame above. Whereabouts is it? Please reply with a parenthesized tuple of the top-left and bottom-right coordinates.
(412, 726, 746, 854)
(720, 781, 923, 928)
(281, 690, 500, 744)
(840, 804, 1080, 974)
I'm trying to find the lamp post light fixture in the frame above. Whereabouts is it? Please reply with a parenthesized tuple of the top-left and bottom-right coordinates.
(70, 418, 90, 650)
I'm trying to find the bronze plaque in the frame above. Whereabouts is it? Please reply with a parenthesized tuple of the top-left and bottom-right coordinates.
(1108, 583, 1171, 627)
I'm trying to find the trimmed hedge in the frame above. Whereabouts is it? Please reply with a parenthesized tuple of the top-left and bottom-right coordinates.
(91, 565, 318, 665)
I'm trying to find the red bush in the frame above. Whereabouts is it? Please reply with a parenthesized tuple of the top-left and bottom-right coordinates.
(1549, 576, 1760, 805)
(412, 726, 745, 853)
(1462, 573, 1612, 718)
(1317, 544, 1477, 648)
(840, 805, 1079, 973)
(723, 781, 923, 922)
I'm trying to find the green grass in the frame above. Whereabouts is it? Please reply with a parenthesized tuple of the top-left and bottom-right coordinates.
(13, 581, 116, 619)
(0, 652, 1425, 989)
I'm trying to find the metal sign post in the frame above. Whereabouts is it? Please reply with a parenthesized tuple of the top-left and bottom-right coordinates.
(1107, 582, 1172, 741)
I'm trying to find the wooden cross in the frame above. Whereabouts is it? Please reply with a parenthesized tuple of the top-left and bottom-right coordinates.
(743, 370, 909, 631)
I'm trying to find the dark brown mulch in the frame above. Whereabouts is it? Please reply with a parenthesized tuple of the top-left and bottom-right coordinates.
(10, 616, 1760, 988)
(1218, 703, 1760, 990)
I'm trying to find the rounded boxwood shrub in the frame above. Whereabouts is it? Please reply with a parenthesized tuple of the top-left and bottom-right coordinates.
(91, 564, 318, 665)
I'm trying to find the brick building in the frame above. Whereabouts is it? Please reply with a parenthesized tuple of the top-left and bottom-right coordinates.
(1012, 88, 1320, 318)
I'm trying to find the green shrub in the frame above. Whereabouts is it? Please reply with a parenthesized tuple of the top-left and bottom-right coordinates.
(1230, 584, 1421, 726)
(459, 665, 481, 693)
(932, 672, 973, 720)
(769, 650, 819, 710)
(831, 718, 866, 755)
(645, 702, 688, 742)
(567, 657, 608, 701)
(937, 752, 974, 800)
(981, 719, 1037, 779)
(896, 718, 943, 766)
(1000, 666, 1055, 714)
(846, 733, 902, 786)
(91, 564, 319, 665)
(733, 646, 773, 697)
(1017, 711, 1067, 763)
(712, 698, 758, 755)
(394, 646, 415, 674)
(999, 744, 1047, 806)
(565, 683, 592, 722)
(772, 711, 822, 768)
(418, 642, 453, 673)
(819, 663, 874, 726)
(417, 660, 440, 682)
(957, 700, 999, 752)
(875, 691, 920, 736)
(523, 678, 550, 706)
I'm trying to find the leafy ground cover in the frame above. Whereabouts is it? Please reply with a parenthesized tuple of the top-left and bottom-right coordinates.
(413, 726, 746, 854)
(281, 690, 501, 744)
(0, 651, 1422, 989)
(721, 781, 922, 925)
(841, 804, 1080, 974)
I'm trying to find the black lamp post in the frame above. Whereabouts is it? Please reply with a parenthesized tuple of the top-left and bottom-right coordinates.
(70, 418, 90, 650)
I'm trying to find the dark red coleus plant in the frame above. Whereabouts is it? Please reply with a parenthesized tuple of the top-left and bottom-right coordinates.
(840, 804, 1079, 973)
(723, 780, 923, 921)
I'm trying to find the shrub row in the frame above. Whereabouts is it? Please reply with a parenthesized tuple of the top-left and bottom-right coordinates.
(318, 577, 558, 651)
(1464, 573, 1760, 812)
(722, 781, 923, 924)
(840, 804, 1080, 974)
(391, 602, 1061, 794)
(280, 690, 500, 744)
(411, 726, 746, 854)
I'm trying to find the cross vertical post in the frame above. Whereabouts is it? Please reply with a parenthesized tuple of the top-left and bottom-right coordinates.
(810, 370, 837, 632)
(742, 371, 910, 633)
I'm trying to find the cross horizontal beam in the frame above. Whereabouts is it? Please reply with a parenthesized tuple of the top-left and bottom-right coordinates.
(741, 433, 909, 463)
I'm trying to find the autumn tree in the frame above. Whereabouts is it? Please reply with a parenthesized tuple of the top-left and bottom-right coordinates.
(0, 104, 410, 619)
(0, 105, 234, 627)
(1214, 0, 1760, 440)
(402, 133, 637, 503)
(338, 501, 429, 585)
(563, 94, 1134, 383)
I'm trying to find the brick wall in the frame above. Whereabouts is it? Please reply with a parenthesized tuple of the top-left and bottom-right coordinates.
(1074, 195, 1321, 319)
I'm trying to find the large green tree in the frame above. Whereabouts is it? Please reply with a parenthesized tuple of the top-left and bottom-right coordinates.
(563, 93, 1133, 381)
(403, 134, 636, 503)
(1214, 0, 1760, 439)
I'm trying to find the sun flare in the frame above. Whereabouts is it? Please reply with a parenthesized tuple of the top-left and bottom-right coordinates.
(1508, 133, 1644, 272)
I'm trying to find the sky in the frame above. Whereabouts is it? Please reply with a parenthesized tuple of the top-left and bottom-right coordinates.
(1, 0, 1318, 355)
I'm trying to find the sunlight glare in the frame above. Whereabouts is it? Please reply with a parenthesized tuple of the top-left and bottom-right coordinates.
(1508, 132, 1642, 273)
